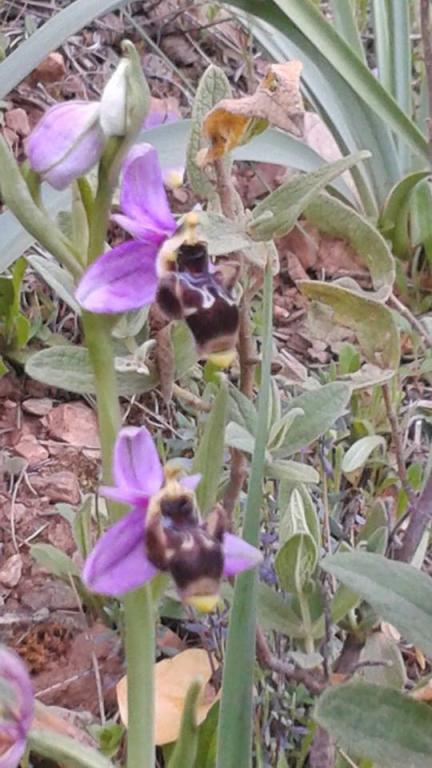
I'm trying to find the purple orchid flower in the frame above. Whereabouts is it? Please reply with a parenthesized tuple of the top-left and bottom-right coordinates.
(0, 646, 33, 768)
(83, 426, 262, 611)
(27, 101, 105, 190)
(76, 143, 176, 314)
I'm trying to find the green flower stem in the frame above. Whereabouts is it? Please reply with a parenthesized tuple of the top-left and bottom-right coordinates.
(87, 137, 123, 265)
(298, 590, 315, 655)
(124, 586, 155, 768)
(216, 257, 273, 768)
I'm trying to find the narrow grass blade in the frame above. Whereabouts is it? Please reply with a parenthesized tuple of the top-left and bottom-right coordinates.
(216, 258, 273, 768)
(329, 0, 365, 61)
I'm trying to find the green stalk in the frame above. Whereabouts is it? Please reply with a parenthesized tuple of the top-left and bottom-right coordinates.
(298, 590, 314, 654)
(216, 257, 273, 768)
(124, 586, 155, 768)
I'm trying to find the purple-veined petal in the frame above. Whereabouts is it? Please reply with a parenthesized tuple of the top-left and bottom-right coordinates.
(113, 426, 163, 498)
(75, 240, 158, 313)
(119, 144, 176, 240)
(222, 533, 263, 577)
(181, 474, 201, 491)
(27, 101, 105, 190)
(82, 507, 158, 596)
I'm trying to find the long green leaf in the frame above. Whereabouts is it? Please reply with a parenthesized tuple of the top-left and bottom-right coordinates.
(167, 681, 201, 768)
(216, 259, 273, 768)
(372, 0, 392, 92)
(329, 0, 365, 61)
(192, 382, 228, 515)
(0, 0, 132, 99)
(388, 0, 412, 169)
(322, 551, 432, 656)
(315, 682, 432, 768)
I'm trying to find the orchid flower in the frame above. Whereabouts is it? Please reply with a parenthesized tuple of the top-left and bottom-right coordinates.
(0, 646, 33, 768)
(75, 143, 240, 362)
(83, 426, 262, 612)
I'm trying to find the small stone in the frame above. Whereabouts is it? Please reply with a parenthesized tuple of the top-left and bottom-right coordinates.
(45, 402, 100, 449)
(31, 52, 66, 84)
(21, 581, 76, 612)
(5, 108, 30, 136)
(22, 397, 54, 417)
(14, 434, 49, 465)
(0, 554, 23, 588)
(31, 471, 80, 504)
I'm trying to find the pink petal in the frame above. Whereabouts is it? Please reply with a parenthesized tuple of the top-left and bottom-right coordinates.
(223, 533, 263, 577)
(75, 240, 158, 313)
(0, 737, 27, 768)
(0, 646, 33, 734)
(82, 507, 157, 596)
(27, 101, 105, 190)
(119, 144, 176, 240)
(112, 213, 168, 244)
(113, 426, 163, 498)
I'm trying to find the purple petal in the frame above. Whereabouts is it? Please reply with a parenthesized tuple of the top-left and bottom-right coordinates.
(111, 213, 168, 244)
(223, 533, 263, 577)
(0, 736, 27, 768)
(27, 101, 105, 190)
(0, 646, 33, 735)
(99, 485, 149, 507)
(143, 105, 179, 130)
(75, 240, 158, 313)
(119, 144, 176, 240)
(82, 507, 158, 596)
(181, 473, 201, 491)
(113, 426, 163, 497)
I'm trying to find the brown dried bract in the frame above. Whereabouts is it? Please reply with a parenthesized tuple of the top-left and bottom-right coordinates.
(199, 61, 304, 165)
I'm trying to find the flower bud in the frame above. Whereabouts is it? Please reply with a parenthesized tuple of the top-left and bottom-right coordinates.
(27, 101, 105, 190)
(100, 40, 150, 139)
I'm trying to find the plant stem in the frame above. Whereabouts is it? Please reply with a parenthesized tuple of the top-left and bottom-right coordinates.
(216, 257, 273, 768)
(298, 590, 315, 655)
(81, 311, 121, 497)
(124, 586, 155, 768)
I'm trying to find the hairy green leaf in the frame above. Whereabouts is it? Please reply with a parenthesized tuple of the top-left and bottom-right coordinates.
(315, 682, 432, 768)
(322, 551, 432, 656)
(192, 382, 228, 515)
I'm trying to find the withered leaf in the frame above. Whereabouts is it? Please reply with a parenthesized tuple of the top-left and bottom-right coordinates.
(199, 61, 304, 164)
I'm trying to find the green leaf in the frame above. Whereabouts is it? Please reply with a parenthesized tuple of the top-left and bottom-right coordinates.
(197, 212, 252, 256)
(186, 65, 231, 200)
(0, 356, 8, 377)
(25, 323, 197, 395)
(342, 435, 386, 475)
(28, 724, 115, 768)
(410, 180, 432, 263)
(30, 543, 80, 581)
(167, 680, 201, 768)
(314, 682, 432, 768)
(192, 382, 228, 515)
(358, 632, 406, 689)
(268, 407, 304, 451)
(280, 487, 318, 544)
(300, 281, 400, 370)
(222, 580, 306, 637)
(275, 382, 351, 458)
(248, 151, 370, 241)
(329, 0, 365, 61)
(0, 0, 134, 100)
(227, 386, 257, 435)
(194, 703, 219, 768)
(266, 460, 319, 484)
(225, 422, 257, 456)
(322, 551, 432, 656)
(380, 172, 430, 236)
(27, 254, 81, 314)
(304, 192, 395, 296)
(275, 533, 318, 593)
